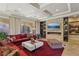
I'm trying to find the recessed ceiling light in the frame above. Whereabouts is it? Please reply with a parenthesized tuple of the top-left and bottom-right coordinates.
(56, 9, 59, 12)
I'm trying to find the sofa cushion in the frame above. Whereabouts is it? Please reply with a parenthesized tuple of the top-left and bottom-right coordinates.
(13, 38, 30, 43)
(7, 36, 16, 42)
(8, 34, 35, 43)
(9, 35, 15, 38)
(15, 35, 21, 39)
(21, 34, 27, 38)
(0, 38, 9, 46)
(27, 34, 35, 39)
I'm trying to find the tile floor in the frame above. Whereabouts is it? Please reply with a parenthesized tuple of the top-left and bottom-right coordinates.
(39, 38, 79, 56)
(62, 39, 79, 56)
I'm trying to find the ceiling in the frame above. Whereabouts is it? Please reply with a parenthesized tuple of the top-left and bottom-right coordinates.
(0, 3, 79, 21)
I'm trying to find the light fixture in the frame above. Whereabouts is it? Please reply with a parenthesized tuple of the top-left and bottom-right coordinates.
(37, 17, 42, 19)
(56, 9, 59, 12)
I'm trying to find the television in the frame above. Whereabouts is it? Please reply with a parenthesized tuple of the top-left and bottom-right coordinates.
(48, 22, 60, 29)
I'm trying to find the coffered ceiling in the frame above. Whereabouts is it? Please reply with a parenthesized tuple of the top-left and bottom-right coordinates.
(0, 3, 79, 21)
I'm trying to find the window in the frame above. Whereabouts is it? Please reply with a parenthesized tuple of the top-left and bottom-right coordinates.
(0, 24, 9, 34)
(20, 24, 31, 34)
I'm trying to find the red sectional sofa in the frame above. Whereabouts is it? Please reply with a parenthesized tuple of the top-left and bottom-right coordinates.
(9, 34, 36, 43)
(8, 34, 36, 56)
(0, 33, 36, 56)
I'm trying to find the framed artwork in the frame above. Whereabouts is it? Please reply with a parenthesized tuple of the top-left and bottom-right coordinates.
(69, 21, 79, 35)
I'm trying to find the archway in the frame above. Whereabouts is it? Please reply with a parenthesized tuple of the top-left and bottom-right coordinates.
(20, 24, 32, 34)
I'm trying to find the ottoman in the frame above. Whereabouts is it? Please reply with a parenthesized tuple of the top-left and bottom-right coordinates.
(22, 40, 43, 51)
(48, 39, 63, 49)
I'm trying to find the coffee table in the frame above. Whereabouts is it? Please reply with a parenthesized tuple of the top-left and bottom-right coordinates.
(22, 40, 43, 51)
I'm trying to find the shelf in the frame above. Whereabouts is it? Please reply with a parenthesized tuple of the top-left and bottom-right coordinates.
(63, 17, 69, 42)
(70, 34, 79, 35)
(40, 21, 46, 38)
(47, 32, 61, 34)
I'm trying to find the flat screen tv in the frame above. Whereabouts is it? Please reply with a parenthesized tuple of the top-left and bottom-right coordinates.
(48, 22, 60, 29)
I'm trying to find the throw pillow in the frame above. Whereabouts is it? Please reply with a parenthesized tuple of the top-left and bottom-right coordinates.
(0, 36, 15, 46)
(7, 36, 16, 42)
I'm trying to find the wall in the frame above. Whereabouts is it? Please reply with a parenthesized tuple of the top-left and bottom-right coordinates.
(69, 17, 79, 22)
(20, 19, 36, 34)
(46, 18, 63, 42)
(36, 21, 40, 34)
(0, 18, 10, 34)
(0, 18, 10, 24)
(12, 18, 36, 35)
(0, 17, 36, 35)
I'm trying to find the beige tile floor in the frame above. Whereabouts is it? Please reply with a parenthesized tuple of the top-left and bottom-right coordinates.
(62, 39, 79, 56)
(40, 38, 79, 56)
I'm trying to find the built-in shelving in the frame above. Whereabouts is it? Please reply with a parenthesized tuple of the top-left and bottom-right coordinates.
(47, 32, 61, 34)
(40, 21, 46, 38)
(63, 17, 69, 42)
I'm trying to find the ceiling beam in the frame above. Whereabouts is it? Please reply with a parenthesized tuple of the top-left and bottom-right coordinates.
(52, 3, 71, 16)
(40, 11, 79, 21)
(30, 3, 40, 9)
(43, 9, 52, 16)
(40, 3, 51, 9)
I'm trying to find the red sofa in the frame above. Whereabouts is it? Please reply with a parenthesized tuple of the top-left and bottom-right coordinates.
(0, 40, 28, 56)
(0, 34, 36, 56)
(8, 34, 36, 56)
(9, 34, 36, 43)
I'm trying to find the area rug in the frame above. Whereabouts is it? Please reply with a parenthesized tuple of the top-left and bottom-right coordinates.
(14, 41, 64, 56)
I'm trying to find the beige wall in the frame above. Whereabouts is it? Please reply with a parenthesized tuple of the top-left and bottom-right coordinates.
(0, 18, 10, 34)
(46, 18, 63, 42)
(11, 18, 36, 35)
(69, 17, 79, 22)
(46, 17, 79, 42)
(20, 19, 36, 34)
(36, 21, 40, 34)
(0, 18, 10, 24)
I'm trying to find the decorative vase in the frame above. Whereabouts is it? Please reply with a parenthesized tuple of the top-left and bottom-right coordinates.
(31, 38, 35, 44)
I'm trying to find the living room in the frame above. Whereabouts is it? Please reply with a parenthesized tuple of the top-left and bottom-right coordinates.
(0, 3, 79, 56)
